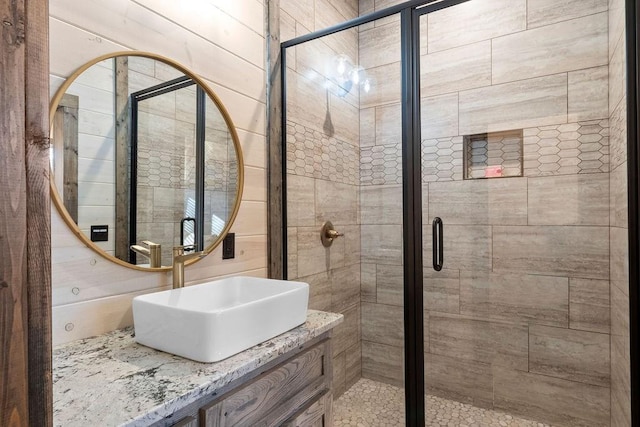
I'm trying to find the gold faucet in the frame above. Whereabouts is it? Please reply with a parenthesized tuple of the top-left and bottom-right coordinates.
(130, 240, 162, 268)
(172, 246, 207, 288)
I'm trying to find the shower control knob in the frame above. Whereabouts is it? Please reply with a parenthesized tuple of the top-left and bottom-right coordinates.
(321, 221, 344, 247)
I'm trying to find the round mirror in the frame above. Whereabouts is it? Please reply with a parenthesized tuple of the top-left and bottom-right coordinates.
(50, 52, 244, 271)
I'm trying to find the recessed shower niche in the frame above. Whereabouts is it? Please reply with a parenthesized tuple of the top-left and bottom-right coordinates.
(463, 130, 523, 179)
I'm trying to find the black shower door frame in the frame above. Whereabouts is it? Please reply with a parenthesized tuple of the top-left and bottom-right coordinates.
(281, 0, 640, 425)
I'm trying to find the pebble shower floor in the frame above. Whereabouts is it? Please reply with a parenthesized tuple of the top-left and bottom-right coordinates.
(333, 379, 552, 427)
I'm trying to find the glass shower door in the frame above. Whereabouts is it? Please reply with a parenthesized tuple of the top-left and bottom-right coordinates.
(420, 1, 614, 425)
(282, 12, 408, 424)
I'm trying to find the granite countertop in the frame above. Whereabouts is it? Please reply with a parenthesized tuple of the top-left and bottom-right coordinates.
(53, 310, 343, 427)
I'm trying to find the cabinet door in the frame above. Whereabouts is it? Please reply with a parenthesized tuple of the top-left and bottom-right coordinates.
(199, 340, 330, 427)
(282, 391, 333, 427)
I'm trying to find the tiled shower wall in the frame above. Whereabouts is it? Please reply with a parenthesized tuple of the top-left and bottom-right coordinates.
(281, 0, 363, 398)
(358, 1, 613, 426)
(609, 0, 631, 424)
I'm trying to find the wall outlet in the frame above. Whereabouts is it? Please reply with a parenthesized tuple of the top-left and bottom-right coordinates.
(222, 233, 235, 260)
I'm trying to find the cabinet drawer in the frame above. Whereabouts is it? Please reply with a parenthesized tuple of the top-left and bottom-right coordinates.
(200, 340, 330, 427)
(282, 390, 333, 427)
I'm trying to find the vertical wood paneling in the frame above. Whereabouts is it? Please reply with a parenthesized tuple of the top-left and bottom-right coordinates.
(1, 0, 51, 424)
(1, 0, 29, 424)
(25, 0, 52, 424)
(267, 0, 284, 279)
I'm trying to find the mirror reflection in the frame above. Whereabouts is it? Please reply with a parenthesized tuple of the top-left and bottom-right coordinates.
(51, 54, 243, 269)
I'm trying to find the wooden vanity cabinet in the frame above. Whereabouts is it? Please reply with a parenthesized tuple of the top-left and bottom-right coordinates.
(162, 333, 333, 427)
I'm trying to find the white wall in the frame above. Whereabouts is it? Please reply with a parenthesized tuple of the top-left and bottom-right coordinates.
(50, 0, 268, 345)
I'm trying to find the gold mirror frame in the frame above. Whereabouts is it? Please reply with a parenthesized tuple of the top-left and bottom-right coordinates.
(49, 51, 244, 272)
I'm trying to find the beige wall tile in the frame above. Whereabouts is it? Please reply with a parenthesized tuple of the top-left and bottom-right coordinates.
(527, 0, 608, 28)
(361, 263, 377, 302)
(529, 325, 610, 387)
(359, 20, 401, 69)
(330, 92, 360, 146)
(360, 184, 402, 225)
(362, 340, 404, 387)
(494, 369, 610, 426)
(342, 224, 361, 267)
(423, 225, 492, 271)
(428, 178, 527, 226)
(569, 278, 610, 334)
(286, 70, 328, 135)
(345, 342, 362, 389)
(360, 62, 401, 109)
(287, 174, 315, 226)
(430, 314, 528, 371)
(420, 93, 458, 140)
(425, 353, 493, 409)
(296, 227, 331, 277)
(361, 302, 404, 347)
(361, 224, 402, 264)
(427, 0, 526, 53)
(333, 303, 360, 357)
(423, 268, 459, 314)
(610, 99, 627, 171)
(360, 107, 375, 147)
(287, 227, 298, 279)
(333, 352, 347, 398)
(493, 13, 607, 85)
(331, 263, 361, 313)
(611, 281, 630, 339)
(609, 36, 626, 115)
(376, 263, 403, 306)
(568, 66, 609, 122)
(528, 173, 609, 226)
(611, 226, 629, 285)
(459, 74, 568, 135)
(315, 180, 358, 225)
(329, 0, 358, 21)
(298, 270, 332, 312)
(611, 281, 631, 426)
(459, 271, 568, 327)
(493, 226, 609, 280)
(375, 103, 402, 146)
(420, 41, 491, 98)
(281, 0, 314, 33)
(611, 161, 629, 228)
(609, 0, 626, 61)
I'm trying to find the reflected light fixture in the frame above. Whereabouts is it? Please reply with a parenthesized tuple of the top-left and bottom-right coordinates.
(329, 54, 371, 98)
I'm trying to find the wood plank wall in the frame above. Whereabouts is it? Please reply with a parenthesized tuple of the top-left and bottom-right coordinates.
(0, 0, 51, 425)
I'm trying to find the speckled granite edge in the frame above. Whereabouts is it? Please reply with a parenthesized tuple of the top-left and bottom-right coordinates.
(53, 310, 342, 427)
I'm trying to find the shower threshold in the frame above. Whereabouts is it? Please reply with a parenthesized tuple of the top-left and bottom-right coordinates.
(333, 378, 552, 427)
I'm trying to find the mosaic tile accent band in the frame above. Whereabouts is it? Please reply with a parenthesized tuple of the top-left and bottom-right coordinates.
(286, 121, 359, 186)
(523, 119, 609, 176)
(422, 136, 464, 182)
(360, 144, 402, 186)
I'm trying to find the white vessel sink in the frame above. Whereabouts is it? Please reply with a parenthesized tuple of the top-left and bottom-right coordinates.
(132, 276, 309, 362)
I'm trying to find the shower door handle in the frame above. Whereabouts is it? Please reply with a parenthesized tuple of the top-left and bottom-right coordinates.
(432, 217, 443, 271)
